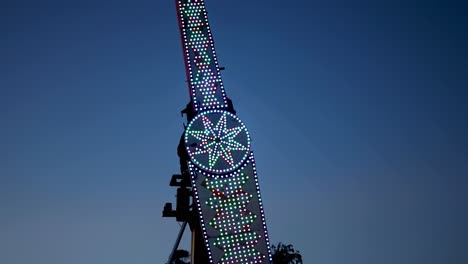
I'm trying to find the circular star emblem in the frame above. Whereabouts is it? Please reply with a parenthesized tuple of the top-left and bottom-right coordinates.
(184, 110, 251, 174)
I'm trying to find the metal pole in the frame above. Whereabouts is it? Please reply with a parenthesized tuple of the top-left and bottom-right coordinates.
(166, 221, 188, 264)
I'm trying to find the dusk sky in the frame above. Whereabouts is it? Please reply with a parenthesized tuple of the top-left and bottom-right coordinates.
(2, 1, 468, 263)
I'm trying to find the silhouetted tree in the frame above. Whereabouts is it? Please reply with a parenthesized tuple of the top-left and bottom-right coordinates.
(271, 242, 303, 264)
(173, 249, 190, 264)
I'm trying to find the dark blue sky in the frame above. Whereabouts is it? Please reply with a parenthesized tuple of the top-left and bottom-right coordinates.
(1, 1, 467, 263)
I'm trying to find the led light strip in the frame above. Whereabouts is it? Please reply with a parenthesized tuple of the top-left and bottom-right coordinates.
(176, 0, 228, 111)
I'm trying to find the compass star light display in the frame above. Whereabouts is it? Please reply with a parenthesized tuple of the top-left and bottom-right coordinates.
(185, 110, 251, 174)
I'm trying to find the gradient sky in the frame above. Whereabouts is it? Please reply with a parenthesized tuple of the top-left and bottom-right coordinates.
(2, 1, 468, 264)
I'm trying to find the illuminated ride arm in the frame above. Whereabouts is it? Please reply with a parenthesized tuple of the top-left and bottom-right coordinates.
(176, 1, 273, 263)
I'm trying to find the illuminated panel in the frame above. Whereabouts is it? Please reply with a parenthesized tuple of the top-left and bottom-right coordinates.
(190, 153, 273, 264)
(176, 0, 228, 111)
